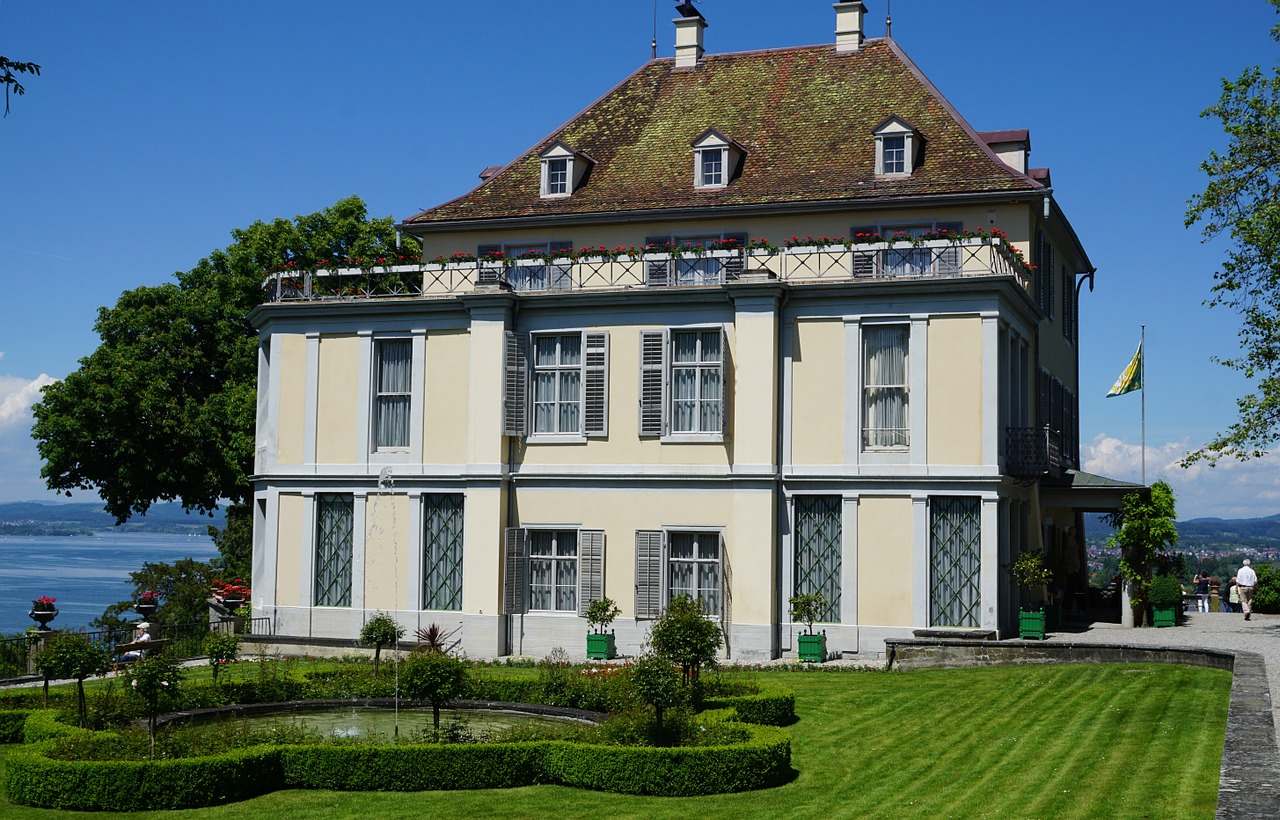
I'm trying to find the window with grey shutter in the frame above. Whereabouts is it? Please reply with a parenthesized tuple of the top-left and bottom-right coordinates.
(644, 235, 671, 287)
(936, 221, 962, 274)
(1036, 369, 1051, 430)
(1061, 264, 1074, 343)
(850, 225, 878, 278)
(723, 232, 747, 280)
(634, 530, 664, 619)
(718, 326, 729, 434)
(550, 241, 574, 291)
(578, 530, 605, 617)
(719, 532, 731, 651)
(583, 332, 609, 436)
(478, 244, 504, 287)
(639, 329, 667, 436)
(503, 331, 527, 438)
(503, 527, 527, 615)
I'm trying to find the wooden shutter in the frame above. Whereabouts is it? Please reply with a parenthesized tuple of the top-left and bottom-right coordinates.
(1037, 369, 1051, 430)
(478, 244, 504, 287)
(578, 530, 605, 617)
(717, 326, 729, 434)
(936, 221, 962, 274)
(644, 235, 670, 287)
(1035, 231, 1050, 313)
(638, 329, 667, 436)
(583, 331, 609, 437)
(550, 241, 574, 291)
(719, 532, 731, 656)
(634, 530, 664, 619)
(723, 232, 747, 280)
(1062, 265, 1074, 342)
(503, 527, 527, 615)
(503, 331, 527, 438)
(850, 225, 877, 277)
(1045, 243, 1056, 319)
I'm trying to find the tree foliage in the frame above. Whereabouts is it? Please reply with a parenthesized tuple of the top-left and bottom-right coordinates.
(1185, 1, 1280, 465)
(401, 650, 467, 730)
(0, 56, 39, 116)
(1106, 480, 1183, 626)
(95, 557, 218, 630)
(648, 595, 723, 687)
(33, 633, 109, 727)
(630, 652, 685, 741)
(359, 613, 404, 672)
(31, 197, 417, 574)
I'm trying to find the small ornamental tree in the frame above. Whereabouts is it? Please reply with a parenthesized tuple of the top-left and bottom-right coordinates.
(630, 652, 685, 744)
(1009, 550, 1054, 606)
(788, 593, 828, 635)
(127, 654, 183, 756)
(586, 597, 621, 633)
(402, 649, 467, 730)
(648, 594, 723, 688)
(359, 613, 404, 673)
(1107, 480, 1183, 627)
(203, 631, 241, 685)
(33, 632, 110, 727)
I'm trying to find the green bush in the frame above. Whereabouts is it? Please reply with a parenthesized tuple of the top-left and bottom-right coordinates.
(1148, 574, 1185, 608)
(22, 710, 85, 744)
(280, 743, 544, 791)
(0, 709, 33, 742)
(704, 688, 797, 726)
(1253, 563, 1280, 614)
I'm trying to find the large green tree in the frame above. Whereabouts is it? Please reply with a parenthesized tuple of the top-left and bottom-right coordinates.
(32, 196, 418, 579)
(1185, 0, 1280, 465)
(1107, 480, 1183, 627)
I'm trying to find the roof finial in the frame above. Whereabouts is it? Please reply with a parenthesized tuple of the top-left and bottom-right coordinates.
(886, 0, 893, 39)
(652, 0, 658, 59)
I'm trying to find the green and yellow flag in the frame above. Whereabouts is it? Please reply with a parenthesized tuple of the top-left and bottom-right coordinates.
(1106, 342, 1143, 397)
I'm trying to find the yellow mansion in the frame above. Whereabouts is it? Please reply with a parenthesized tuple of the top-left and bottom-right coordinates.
(248, 3, 1133, 659)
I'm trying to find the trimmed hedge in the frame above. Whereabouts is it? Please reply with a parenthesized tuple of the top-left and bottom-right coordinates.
(0, 709, 32, 742)
(703, 688, 796, 726)
(5, 722, 790, 809)
(21, 709, 87, 744)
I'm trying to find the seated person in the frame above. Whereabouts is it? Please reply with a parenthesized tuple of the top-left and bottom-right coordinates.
(120, 622, 152, 661)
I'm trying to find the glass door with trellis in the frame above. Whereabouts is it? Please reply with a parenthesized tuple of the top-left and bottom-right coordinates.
(929, 497, 981, 627)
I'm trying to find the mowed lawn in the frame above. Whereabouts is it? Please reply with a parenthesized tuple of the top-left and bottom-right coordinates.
(0, 663, 1230, 819)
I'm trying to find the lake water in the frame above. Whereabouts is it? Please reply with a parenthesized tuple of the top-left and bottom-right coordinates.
(0, 532, 218, 635)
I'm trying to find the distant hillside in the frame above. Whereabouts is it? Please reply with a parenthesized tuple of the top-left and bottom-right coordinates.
(0, 501, 225, 536)
(1085, 512, 1280, 553)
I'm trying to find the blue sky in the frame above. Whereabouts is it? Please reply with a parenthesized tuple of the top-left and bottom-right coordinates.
(1, 0, 1278, 520)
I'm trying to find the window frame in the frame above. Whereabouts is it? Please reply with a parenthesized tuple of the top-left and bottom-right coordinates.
(669, 328, 725, 435)
(697, 147, 726, 188)
(634, 528, 727, 622)
(314, 494, 354, 608)
(507, 329, 609, 441)
(372, 338, 413, 452)
(862, 323, 910, 450)
(667, 530, 723, 617)
(531, 332, 584, 437)
(527, 529, 580, 613)
(873, 116, 919, 177)
(544, 157, 570, 196)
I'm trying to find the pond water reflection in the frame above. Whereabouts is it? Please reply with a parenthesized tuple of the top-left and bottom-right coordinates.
(239, 705, 580, 738)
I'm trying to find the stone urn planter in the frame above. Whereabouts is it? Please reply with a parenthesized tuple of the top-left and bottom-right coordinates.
(28, 608, 58, 631)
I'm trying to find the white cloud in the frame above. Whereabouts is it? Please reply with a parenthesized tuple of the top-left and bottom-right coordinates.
(1084, 433, 1280, 520)
(0, 374, 57, 430)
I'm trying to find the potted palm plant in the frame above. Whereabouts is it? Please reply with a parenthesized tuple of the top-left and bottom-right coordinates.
(1010, 550, 1053, 640)
(1148, 574, 1184, 628)
(585, 597, 621, 660)
(789, 592, 828, 662)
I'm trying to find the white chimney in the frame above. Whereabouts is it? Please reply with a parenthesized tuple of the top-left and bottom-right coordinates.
(834, 1, 867, 53)
(674, 9, 707, 68)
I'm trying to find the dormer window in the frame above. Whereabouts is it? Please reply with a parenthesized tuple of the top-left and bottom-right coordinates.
(874, 116, 921, 177)
(692, 128, 745, 190)
(539, 141, 594, 198)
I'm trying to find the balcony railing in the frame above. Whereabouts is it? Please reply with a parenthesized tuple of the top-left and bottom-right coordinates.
(1005, 426, 1062, 480)
(262, 236, 1031, 303)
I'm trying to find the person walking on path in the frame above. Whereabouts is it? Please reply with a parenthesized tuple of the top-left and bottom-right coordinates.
(1195, 573, 1211, 613)
(1228, 577, 1241, 613)
(1222, 577, 1237, 613)
(1237, 559, 1259, 621)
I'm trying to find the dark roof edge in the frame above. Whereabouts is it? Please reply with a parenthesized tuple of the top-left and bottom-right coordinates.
(401, 188, 1049, 235)
(884, 39, 1044, 192)
(404, 56, 667, 225)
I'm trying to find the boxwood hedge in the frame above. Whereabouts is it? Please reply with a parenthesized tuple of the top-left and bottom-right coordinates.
(702, 688, 796, 726)
(5, 717, 790, 809)
(0, 709, 31, 742)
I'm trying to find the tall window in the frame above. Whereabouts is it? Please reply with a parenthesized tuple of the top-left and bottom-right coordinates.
(546, 158, 568, 195)
(882, 135, 906, 174)
(929, 497, 981, 627)
(699, 149, 724, 187)
(669, 531, 721, 616)
(863, 325, 909, 448)
(794, 496, 841, 622)
(423, 494, 464, 611)
(528, 530, 578, 612)
(671, 330, 723, 433)
(315, 494, 353, 607)
(374, 340, 412, 450)
(533, 334, 582, 434)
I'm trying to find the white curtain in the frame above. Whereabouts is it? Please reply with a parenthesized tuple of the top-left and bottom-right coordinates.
(375, 341, 412, 448)
(865, 326, 908, 447)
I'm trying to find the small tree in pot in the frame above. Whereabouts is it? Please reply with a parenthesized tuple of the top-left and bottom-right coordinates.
(1148, 574, 1185, 628)
(359, 613, 404, 673)
(585, 597, 621, 660)
(789, 592, 829, 662)
(1010, 550, 1053, 640)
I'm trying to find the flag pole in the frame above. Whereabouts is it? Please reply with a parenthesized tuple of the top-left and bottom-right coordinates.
(1141, 324, 1146, 485)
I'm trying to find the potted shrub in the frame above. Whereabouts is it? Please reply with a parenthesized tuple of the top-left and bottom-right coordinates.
(585, 597, 621, 660)
(1010, 550, 1053, 640)
(28, 595, 58, 631)
(789, 592, 829, 662)
(1149, 574, 1184, 628)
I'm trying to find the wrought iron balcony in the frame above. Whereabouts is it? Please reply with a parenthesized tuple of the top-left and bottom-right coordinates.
(1005, 426, 1062, 480)
(262, 236, 1032, 303)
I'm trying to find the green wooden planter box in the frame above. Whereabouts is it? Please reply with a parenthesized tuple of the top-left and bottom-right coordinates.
(797, 632, 827, 662)
(1019, 609, 1047, 640)
(1152, 606, 1177, 628)
(586, 632, 616, 660)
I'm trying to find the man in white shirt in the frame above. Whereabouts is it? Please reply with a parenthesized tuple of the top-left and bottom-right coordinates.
(1236, 559, 1258, 621)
